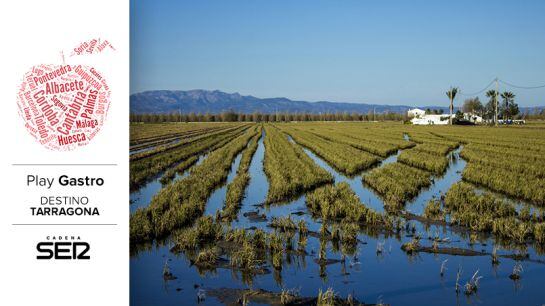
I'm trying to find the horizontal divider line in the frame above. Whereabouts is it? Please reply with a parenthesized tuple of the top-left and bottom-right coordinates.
(12, 223, 118, 226)
(11, 164, 118, 166)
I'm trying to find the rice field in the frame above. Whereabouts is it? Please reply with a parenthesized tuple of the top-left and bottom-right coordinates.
(131, 121, 545, 306)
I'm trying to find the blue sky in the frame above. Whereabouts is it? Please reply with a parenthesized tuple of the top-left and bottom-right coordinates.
(131, 0, 545, 107)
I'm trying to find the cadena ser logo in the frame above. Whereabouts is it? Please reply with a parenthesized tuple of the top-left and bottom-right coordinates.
(36, 235, 90, 260)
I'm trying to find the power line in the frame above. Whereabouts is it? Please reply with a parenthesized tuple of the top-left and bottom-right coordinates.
(457, 77, 545, 98)
(498, 79, 545, 89)
(458, 78, 496, 97)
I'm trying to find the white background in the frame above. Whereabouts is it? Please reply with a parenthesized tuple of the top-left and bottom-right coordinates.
(0, 1, 129, 305)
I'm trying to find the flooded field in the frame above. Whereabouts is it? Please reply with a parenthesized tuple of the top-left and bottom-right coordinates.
(130, 122, 545, 306)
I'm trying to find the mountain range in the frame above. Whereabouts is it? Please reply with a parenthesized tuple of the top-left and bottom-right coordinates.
(130, 89, 543, 115)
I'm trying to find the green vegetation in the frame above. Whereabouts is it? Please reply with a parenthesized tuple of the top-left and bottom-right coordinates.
(415, 126, 545, 205)
(263, 125, 333, 203)
(289, 122, 415, 153)
(398, 148, 449, 174)
(159, 155, 199, 185)
(221, 127, 263, 221)
(130, 126, 259, 242)
(442, 182, 544, 244)
(460, 144, 545, 179)
(401, 236, 421, 254)
(397, 131, 458, 174)
(269, 216, 298, 232)
(363, 162, 431, 208)
(277, 125, 380, 175)
(317, 131, 400, 157)
(423, 199, 445, 221)
(446, 87, 459, 125)
(130, 121, 545, 279)
(170, 217, 312, 284)
(130, 122, 233, 146)
(317, 288, 335, 306)
(174, 216, 223, 250)
(463, 163, 545, 205)
(306, 182, 389, 226)
(130, 124, 250, 190)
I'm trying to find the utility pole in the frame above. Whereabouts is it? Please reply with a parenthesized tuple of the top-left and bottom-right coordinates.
(495, 78, 499, 127)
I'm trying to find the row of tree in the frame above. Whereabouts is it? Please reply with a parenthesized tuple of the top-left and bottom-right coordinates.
(130, 111, 407, 123)
(461, 90, 520, 120)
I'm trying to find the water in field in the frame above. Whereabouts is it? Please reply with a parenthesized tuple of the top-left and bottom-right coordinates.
(285, 135, 401, 212)
(130, 177, 163, 214)
(231, 131, 269, 228)
(473, 184, 541, 214)
(131, 130, 545, 306)
(405, 146, 466, 215)
(129, 154, 207, 214)
(203, 152, 243, 216)
(130, 138, 181, 155)
(131, 220, 545, 306)
(300, 146, 388, 213)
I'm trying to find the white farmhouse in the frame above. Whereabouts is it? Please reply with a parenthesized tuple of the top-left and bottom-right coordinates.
(463, 113, 483, 123)
(411, 114, 454, 125)
(407, 108, 426, 118)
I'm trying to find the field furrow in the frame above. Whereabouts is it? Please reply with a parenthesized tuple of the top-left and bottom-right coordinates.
(263, 125, 333, 204)
(130, 125, 260, 242)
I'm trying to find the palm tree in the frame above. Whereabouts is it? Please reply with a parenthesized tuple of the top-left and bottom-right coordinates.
(501, 91, 516, 120)
(486, 89, 499, 124)
(446, 87, 459, 125)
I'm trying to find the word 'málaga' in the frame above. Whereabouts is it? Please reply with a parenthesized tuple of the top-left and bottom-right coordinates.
(17, 63, 111, 151)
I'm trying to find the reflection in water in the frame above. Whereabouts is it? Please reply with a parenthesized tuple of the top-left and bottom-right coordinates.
(286, 134, 400, 212)
(405, 146, 466, 215)
(204, 152, 244, 216)
(131, 131, 545, 306)
(130, 154, 207, 213)
(301, 146, 389, 212)
(232, 131, 269, 228)
(130, 138, 182, 156)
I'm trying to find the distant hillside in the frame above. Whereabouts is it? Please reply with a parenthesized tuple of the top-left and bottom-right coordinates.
(130, 90, 416, 114)
(130, 89, 544, 115)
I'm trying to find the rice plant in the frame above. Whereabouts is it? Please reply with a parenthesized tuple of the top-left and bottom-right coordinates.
(222, 127, 262, 220)
(131, 124, 250, 189)
(194, 247, 219, 267)
(159, 155, 200, 185)
(230, 241, 260, 270)
(443, 182, 544, 244)
(162, 259, 177, 280)
(401, 236, 421, 254)
(509, 263, 523, 280)
(263, 125, 333, 203)
(463, 162, 545, 205)
(398, 148, 449, 174)
(130, 127, 259, 242)
(306, 183, 390, 228)
(464, 270, 482, 296)
(423, 199, 445, 221)
(363, 162, 431, 207)
(440, 259, 448, 277)
(280, 288, 299, 305)
(317, 288, 335, 306)
(455, 265, 462, 293)
(376, 241, 385, 254)
(492, 246, 500, 265)
(277, 125, 380, 175)
(270, 216, 298, 232)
